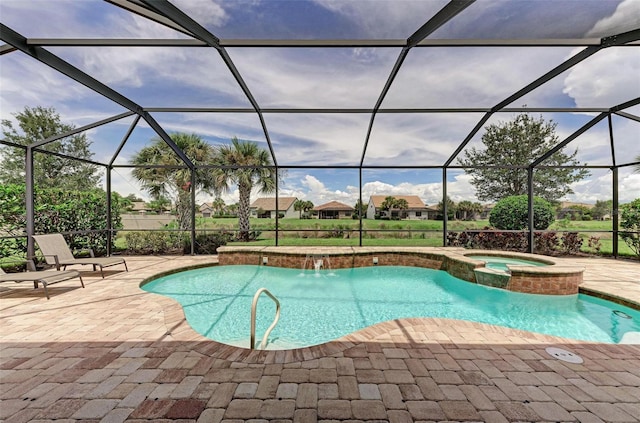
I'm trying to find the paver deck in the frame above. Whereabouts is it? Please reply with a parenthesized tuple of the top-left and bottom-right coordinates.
(1, 253, 639, 422)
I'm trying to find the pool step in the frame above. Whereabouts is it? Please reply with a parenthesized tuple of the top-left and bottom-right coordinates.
(619, 332, 640, 344)
(474, 267, 510, 289)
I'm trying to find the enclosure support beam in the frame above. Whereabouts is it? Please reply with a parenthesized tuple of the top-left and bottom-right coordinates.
(607, 114, 616, 168)
(190, 170, 196, 255)
(30, 112, 133, 149)
(105, 0, 196, 38)
(275, 167, 279, 246)
(25, 147, 35, 259)
(442, 168, 448, 247)
(530, 114, 607, 167)
(527, 167, 534, 254)
(106, 168, 113, 256)
(613, 167, 619, 258)
(614, 111, 640, 123)
(359, 168, 363, 247)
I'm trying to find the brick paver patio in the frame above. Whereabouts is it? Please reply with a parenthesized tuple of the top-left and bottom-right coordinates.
(1, 253, 638, 422)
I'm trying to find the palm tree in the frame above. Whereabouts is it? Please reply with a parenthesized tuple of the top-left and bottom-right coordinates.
(131, 133, 215, 231)
(634, 154, 640, 173)
(212, 197, 226, 216)
(303, 200, 315, 217)
(294, 199, 306, 218)
(211, 137, 277, 241)
(456, 200, 483, 220)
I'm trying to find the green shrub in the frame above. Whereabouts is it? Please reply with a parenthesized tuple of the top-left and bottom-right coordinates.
(560, 232, 583, 255)
(620, 198, 640, 258)
(125, 231, 185, 254)
(0, 184, 121, 257)
(184, 232, 232, 254)
(489, 195, 554, 230)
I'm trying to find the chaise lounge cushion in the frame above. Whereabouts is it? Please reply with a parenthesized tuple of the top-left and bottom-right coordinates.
(33, 233, 127, 277)
(0, 263, 84, 299)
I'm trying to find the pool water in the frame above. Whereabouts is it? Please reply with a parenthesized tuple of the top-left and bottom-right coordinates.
(142, 265, 640, 348)
(466, 255, 548, 271)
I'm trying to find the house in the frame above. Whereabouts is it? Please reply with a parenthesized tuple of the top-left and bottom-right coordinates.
(557, 201, 594, 220)
(131, 201, 150, 215)
(424, 204, 440, 220)
(366, 195, 428, 220)
(314, 201, 354, 219)
(250, 197, 298, 218)
(199, 203, 213, 218)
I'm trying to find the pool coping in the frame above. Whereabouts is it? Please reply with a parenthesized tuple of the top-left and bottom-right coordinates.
(136, 249, 639, 361)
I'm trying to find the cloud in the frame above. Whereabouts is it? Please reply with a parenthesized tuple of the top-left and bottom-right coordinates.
(586, 0, 640, 37)
(312, 0, 448, 38)
(562, 48, 640, 108)
(170, 0, 229, 28)
(564, 168, 640, 204)
(2, 0, 637, 209)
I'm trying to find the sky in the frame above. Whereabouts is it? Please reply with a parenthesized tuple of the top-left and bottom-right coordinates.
(1, 0, 639, 207)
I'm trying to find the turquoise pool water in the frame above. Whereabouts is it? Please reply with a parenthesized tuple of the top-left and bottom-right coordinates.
(466, 255, 548, 271)
(142, 265, 640, 348)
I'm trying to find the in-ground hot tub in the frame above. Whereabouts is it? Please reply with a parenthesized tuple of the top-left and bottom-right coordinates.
(461, 251, 582, 295)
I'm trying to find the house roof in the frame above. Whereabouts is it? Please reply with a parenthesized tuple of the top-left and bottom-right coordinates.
(131, 201, 149, 211)
(314, 201, 354, 211)
(250, 197, 297, 211)
(368, 195, 426, 209)
(559, 201, 594, 209)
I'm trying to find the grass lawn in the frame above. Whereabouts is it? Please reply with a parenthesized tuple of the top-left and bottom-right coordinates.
(117, 217, 636, 258)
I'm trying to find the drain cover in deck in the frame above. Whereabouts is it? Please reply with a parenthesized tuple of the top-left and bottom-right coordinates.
(545, 347, 583, 364)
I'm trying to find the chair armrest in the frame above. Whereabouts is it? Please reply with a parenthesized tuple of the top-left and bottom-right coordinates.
(39, 254, 61, 270)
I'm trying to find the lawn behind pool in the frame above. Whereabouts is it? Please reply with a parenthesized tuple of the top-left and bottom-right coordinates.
(117, 217, 633, 256)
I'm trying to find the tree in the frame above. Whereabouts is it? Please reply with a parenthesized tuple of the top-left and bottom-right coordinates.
(0, 106, 100, 190)
(458, 113, 590, 202)
(303, 200, 314, 218)
(591, 200, 613, 220)
(212, 197, 226, 216)
(210, 137, 278, 241)
(634, 154, 640, 174)
(294, 199, 306, 218)
(380, 196, 408, 219)
(353, 199, 367, 218)
(437, 196, 457, 220)
(0, 184, 120, 257)
(620, 198, 640, 258)
(456, 200, 483, 220)
(489, 195, 555, 230)
(131, 133, 215, 231)
(147, 196, 171, 214)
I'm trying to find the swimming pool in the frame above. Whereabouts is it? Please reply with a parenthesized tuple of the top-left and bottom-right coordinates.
(466, 255, 548, 271)
(142, 265, 639, 348)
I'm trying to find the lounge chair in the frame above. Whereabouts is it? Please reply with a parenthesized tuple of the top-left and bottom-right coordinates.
(33, 234, 128, 278)
(0, 260, 84, 299)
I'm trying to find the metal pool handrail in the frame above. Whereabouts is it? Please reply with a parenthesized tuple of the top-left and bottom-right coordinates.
(250, 288, 281, 350)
